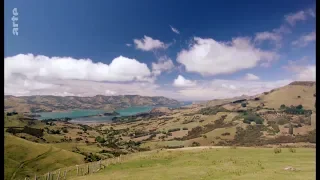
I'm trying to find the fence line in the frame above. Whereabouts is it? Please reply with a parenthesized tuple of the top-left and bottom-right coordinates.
(21, 152, 142, 180)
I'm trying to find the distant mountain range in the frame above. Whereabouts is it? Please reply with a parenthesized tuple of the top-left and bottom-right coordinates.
(4, 95, 181, 113)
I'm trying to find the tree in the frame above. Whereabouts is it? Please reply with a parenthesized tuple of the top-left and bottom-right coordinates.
(296, 104, 303, 110)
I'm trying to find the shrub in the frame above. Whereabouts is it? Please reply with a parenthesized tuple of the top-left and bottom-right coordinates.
(191, 141, 200, 147)
(243, 113, 264, 124)
(274, 147, 282, 154)
(241, 103, 247, 107)
(76, 137, 83, 141)
(288, 148, 296, 153)
(297, 96, 301, 98)
(254, 97, 260, 101)
(95, 136, 106, 143)
(296, 104, 303, 110)
(221, 132, 231, 136)
(182, 127, 188, 130)
(277, 117, 289, 125)
(62, 127, 68, 133)
(168, 128, 181, 133)
(280, 104, 286, 109)
(202, 135, 207, 138)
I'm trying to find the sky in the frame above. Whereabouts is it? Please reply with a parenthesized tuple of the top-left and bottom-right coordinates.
(4, 0, 316, 101)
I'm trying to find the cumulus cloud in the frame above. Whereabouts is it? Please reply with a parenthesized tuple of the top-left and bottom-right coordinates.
(170, 25, 180, 34)
(173, 75, 197, 87)
(152, 56, 174, 76)
(244, 73, 260, 81)
(5, 54, 153, 82)
(176, 37, 279, 76)
(133, 36, 167, 51)
(283, 58, 315, 81)
(285, 9, 315, 26)
(126, 43, 132, 47)
(292, 31, 316, 47)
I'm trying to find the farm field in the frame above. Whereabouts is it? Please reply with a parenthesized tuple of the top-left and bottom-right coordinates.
(69, 147, 316, 180)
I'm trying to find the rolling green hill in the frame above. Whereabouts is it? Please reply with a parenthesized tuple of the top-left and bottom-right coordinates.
(5, 134, 85, 180)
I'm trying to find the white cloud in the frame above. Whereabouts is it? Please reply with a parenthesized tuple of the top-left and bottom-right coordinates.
(244, 73, 260, 81)
(283, 58, 315, 81)
(173, 75, 197, 87)
(292, 31, 316, 47)
(285, 9, 315, 26)
(152, 56, 174, 76)
(272, 25, 291, 34)
(5, 54, 153, 83)
(126, 43, 132, 47)
(176, 37, 279, 76)
(296, 65, 316, 81)
(254, 31, 282, 47)
(133, 35, 167, 51)
(175, 79, 292, 100)
(170, 25, 180, 34)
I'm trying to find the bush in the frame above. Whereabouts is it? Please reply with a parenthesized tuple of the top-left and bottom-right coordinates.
(297, 96, 301, 98)
(202, 135, 207, 138)
(95, 136, 106, 143)
(254, 97, 260, 101)
(296, 104, 303, 110)
(280, 104, 286, 109)
(243, 113, 264, 124)
(274, 147, 282, 154)
(182, 127, 188, 130)
(241, 103, 247, 107)
(288, 148, 296, 153)
(62, 128, 68, 133)
(277, 117, 289, 125)
(168, 128, 181, 133)
(221, 132, 231, 136)
(191, 141, 200, 147)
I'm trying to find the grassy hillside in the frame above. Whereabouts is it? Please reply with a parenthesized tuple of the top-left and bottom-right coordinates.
(4, 133, 85, 180)
(259, 82, 316, 111)
(69, 147, 315, 180)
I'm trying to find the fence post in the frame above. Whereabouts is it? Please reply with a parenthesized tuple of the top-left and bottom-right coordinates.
(57, 169, 60, 180)
(76, 165, 79, 176)
(63, 170, 67, 180)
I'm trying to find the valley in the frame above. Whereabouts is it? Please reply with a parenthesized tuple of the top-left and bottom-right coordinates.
(4, 81, 316, 180)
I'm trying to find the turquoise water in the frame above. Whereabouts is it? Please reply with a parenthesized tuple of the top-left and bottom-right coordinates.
(37, 101, 192, 123)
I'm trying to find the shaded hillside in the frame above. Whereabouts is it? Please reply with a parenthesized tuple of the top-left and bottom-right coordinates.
(4, 95, 180, 113)
(4, 134, 85, 180)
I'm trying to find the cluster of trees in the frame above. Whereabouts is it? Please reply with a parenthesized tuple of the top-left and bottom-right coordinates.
(242, 113, 264, 124)
(197, 106, 230, 115)
(6, 126, 44, 138)
(280, 104, 312, 115)
(41, 117, 72, 122)
(6, 111, 18, 116)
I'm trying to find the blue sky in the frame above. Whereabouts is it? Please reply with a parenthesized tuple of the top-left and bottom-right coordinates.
(4, 0, 316, 101)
